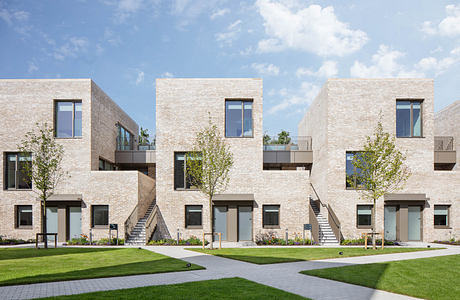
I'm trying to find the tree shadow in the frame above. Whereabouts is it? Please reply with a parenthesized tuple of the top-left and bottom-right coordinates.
(0, 247, 122, 261)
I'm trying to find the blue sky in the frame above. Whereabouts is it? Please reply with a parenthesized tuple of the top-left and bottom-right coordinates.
(1, 0, 460, 137)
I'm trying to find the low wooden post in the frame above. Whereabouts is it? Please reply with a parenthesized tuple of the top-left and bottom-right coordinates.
(202, 232, 205, 249)
(218, 232, 222, 249)
(382, 232, 384, 250)
(364, 233, 368, 249)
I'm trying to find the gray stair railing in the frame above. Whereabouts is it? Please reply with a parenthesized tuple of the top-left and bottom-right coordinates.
(310, 183, 342, 243)
(144, 205, 159, 244)
(124, 205, 138, 241)
(308, 203, 320, 244)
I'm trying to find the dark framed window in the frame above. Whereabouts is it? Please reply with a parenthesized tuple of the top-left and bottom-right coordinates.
(263, 205, 280, 228)
(225, 100, 253, 137)
(346, 152, 365, 189)
(357, 205, 372, 227)
(185, 205, 202, 228)
(117, 124, 133, 150)
(5, 153, 32, 190)
(174, 152, 200, 190)
(99, 158, 116, 171)
(396, 100, 422, 137)
(434, 205, 449, 227)
(16, 205, 32, 227)
(55, 100, 82, 138)
(92, 205, 109, 227)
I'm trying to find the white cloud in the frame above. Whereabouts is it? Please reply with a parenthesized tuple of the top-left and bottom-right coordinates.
(115, 0, 144, 22)
(210, 8, 229, 20)
(0, 7, 31, 34)
(296, 61, 338, 78)
(421, 4, 460, 37)
(250, 63, 280, 76)
(350, 45, 424, 78)
(215, 19, 242, 46)
(416, 46, 460, 76)
(171, 0, 219, 29)
(27, 62, 38, 73)
(161, 72, 174, 78)
(53, 37, 89, 61)
(268, 82, 320, 114)
(256, 0, 368, 57)
(135, 71, 144, 85)
(104, 28, 122, 46)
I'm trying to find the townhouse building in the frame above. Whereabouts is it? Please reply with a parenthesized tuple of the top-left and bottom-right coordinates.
(0, 78, 458, 245)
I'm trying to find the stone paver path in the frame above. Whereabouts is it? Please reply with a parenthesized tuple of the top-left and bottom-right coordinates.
(1, 244, 459, 300)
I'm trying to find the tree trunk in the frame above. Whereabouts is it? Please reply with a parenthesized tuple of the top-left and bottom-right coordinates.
(42, 197, 48, 249)
(209, 196, 213, 250)
(372, 198, 376, 250)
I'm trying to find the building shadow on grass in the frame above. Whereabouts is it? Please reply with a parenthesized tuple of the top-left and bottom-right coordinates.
(0, 247, 123, 261)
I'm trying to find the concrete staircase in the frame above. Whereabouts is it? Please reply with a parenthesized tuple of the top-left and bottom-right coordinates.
(126, 202, 157, 245)
(310, 202, 340, 245)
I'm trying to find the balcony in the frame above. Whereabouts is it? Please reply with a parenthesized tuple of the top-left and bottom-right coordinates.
(263, 136, 313, 168)
(434, 136, 456, 170)
(115, 144, 156, 164)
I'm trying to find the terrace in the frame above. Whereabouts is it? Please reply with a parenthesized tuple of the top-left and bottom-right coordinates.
(263, 136, 313, 170)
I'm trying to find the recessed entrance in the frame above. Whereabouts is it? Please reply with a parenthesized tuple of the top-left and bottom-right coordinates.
(238, 206, 253, 241)
(384, 206, 397, 241)
(213, 206, 228, 241)
(211, 197, 254, 242)
(408, 206, 422, 241)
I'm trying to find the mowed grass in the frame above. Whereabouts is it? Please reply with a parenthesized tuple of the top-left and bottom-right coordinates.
(189, 247, 438, 264)
(302, 254, 460, 300)
(0, 247, 203, 286)
(45, 277, 309, 300)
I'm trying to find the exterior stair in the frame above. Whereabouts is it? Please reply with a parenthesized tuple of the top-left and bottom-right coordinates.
(310, 201, 340, 245)
(126, 202, 157, 245)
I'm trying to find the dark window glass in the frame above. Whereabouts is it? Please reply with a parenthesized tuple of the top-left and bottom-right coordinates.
(55, 101, 82, 138)
(117, 125, 133, 150)
(357, 205, 372, 226)
(99, 158, 115, 171)
(225, 100, 253, 137)
(17, 205, 32, 227)
(92, 205, 109, 226)
(263, 205, 280, 226)
(74, 102, 82, 137)
(346, 152, 364, 189)
(185, 205, 202, 227)
(434, 205, 449, 226)
(5, 153, 31, 190)
(396, 100, 422, 137)
(174, 153, 200, 190)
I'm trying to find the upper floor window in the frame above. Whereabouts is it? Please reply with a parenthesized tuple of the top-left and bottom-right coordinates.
(5, 153, 32, 190)
(225, 100, 253, 137)
(346, 152, 364, 189)
(55, 101, 82, 138)
(117, 124, 133, 151)
(174, 152, 201, 190)
(396, 100, 422, 137)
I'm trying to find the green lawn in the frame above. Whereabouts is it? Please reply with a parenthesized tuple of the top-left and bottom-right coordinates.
(190, 247, 438, 264)
(46, 277, 309, 300)
(0, 247, 203, 286)
(302, 254, 460, 300)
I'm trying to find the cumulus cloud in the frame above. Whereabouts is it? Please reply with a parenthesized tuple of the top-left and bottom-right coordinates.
(250, 63, 280, 76)
(421, 4, 460, 37)
(296, 61, 338, 78)
(268, 82, 320, 114)
(350, 45, 424, 78)
(210, 8, 229, 20)
(416, 46, 460, 76)
(135, 70, 144, 85)
(53, 37, 89, 61)
(256, 0, 368, 57)
(161, 71, 174, 78)
(115, 0, 144, 22)
(0, 6, 31, 34)
(215, 19, 242, 46)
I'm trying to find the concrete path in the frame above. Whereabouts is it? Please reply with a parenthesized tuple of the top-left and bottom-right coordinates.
(1, 244, 459, 300)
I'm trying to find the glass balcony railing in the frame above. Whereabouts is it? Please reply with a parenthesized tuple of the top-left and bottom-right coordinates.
(263, 136, 312, 151)
(434, 136, 454, 151)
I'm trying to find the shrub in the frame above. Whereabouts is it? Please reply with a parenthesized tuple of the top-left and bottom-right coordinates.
(434, 240, 460, 245)
(147, 236, 208, 246)
(65, 236, 124, 246)
(341, 238, 397, 246)
(255, 231, 315, 246)
(0, 236, 35, 245)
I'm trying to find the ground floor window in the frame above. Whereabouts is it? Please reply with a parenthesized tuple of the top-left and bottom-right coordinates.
(357, 205, 372, 227)
(92, 205, 109, 227)
(263, 205, 280, 228)
(16, 205, 32, 227)
(434, 205, 449, 227)
(185, 205, 202, 228)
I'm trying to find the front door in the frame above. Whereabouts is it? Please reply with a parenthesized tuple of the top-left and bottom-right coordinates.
(238, 206, 252, 241)
(408, 206, 421, 241)
(384, 206, 397, 241)
(69, 207, 82, 240)
(46, 207, 58, 241)
(213, 206, 227, 241)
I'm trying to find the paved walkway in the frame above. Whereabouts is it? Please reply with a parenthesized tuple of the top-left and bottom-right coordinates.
(1, 244, 459, 300)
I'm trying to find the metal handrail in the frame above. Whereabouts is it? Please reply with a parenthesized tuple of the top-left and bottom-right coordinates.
(144, 204, 159, 244)
(310, 183, 342, 242)
(308, 203, 320, 244)
(124, 205, 138, 240)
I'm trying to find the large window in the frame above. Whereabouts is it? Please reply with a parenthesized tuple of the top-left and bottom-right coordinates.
(434, 205, 449, 227)
(55, 101, 82, 138)
(357, 205, 372, 227)
(396, 100, 422, 137)
(185, 205, 202, 228)
(16, 205, 32, 228)
(346, 152, 364, 189)
(225, 100, 253, 137)
(92, 205, 109, 227)
(5, 153, 32, 190)
(263, 205, 280, 228)
(174, 152, 200, 190)
(117, 124, 133, 150)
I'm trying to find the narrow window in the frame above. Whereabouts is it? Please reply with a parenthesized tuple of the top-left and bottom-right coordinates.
(263, 205, 280, 228)
(357, 205, 372, 227)
(346, 152, 364, 189)
(4, 153, 32, 190)
(55, 101, 82, 138)
(225, 100, 253, 137)
(116, 124, 133, 150)
(92, 205, 109, 227)
(396, 100, 422, 137)
(185, 205, 202, 228)
(174, 152, 200, 190)
(99, 158, 115, 171)
(16, 205, 33, 227)
(434, 205, 449, 227)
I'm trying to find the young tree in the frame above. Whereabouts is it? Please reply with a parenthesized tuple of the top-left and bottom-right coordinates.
(186, 117, 234, 249)
(348, 120, 411, 249)
(139, 127, 150, 145)
(263, 132, 271, 145)
(18, 123, 68, 248)
(277, 130, 291, 144)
